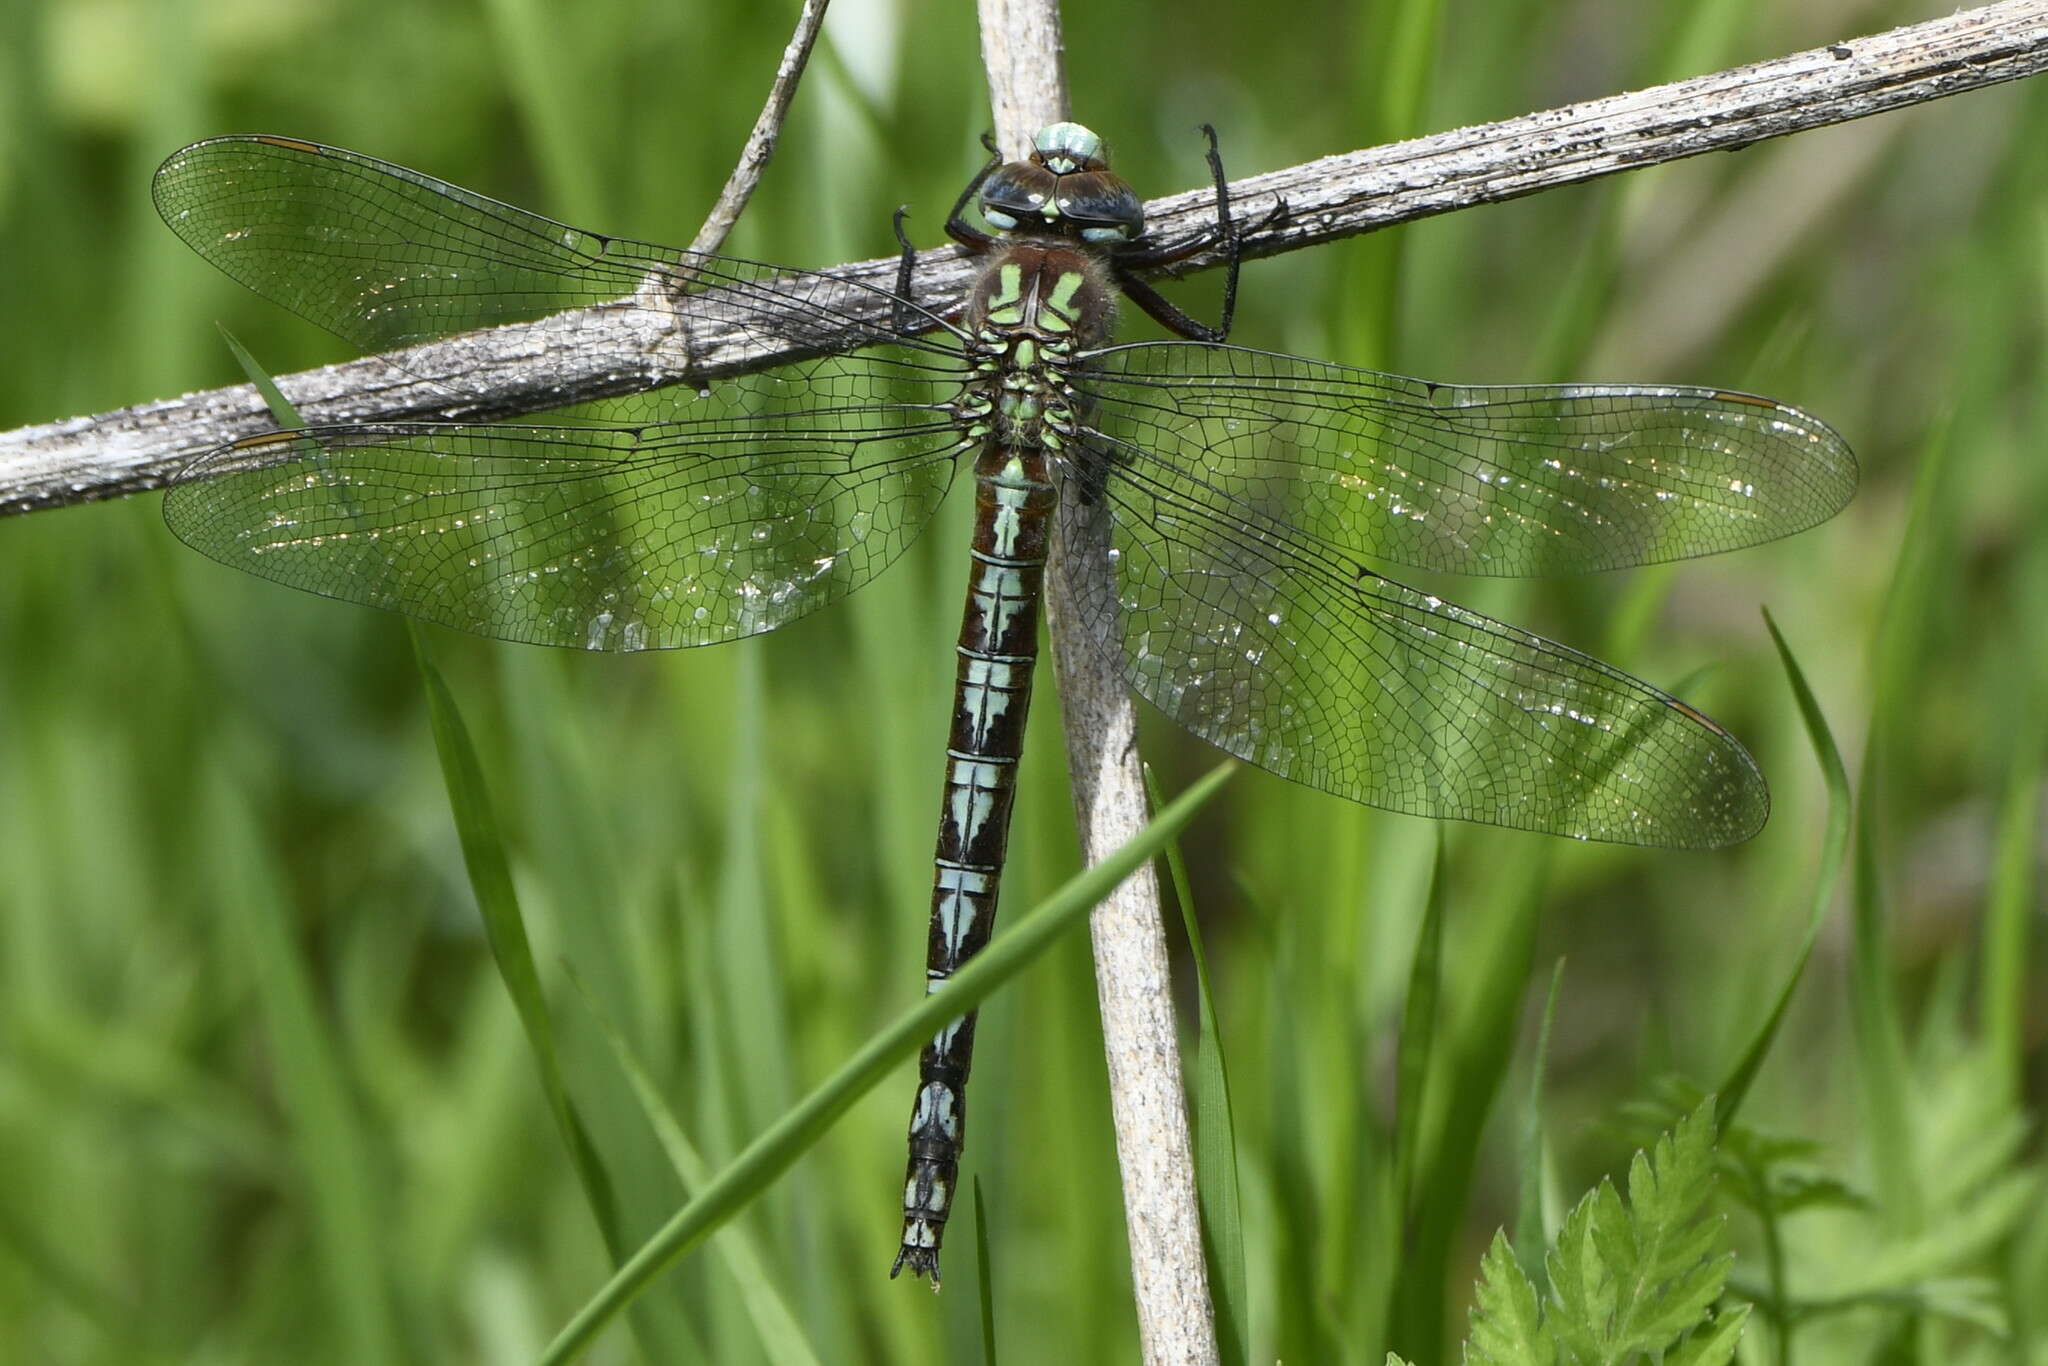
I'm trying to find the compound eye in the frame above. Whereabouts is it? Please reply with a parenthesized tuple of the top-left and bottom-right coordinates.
(1056, 172, 1144, 240)
(979, 161, 1058, 230)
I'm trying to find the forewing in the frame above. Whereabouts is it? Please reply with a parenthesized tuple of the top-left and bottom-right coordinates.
(1057, 432, 1767, 847)
(151, 135, 936, 368)
(164, 355, 966, 650)
(1080, 342, 1854, 577)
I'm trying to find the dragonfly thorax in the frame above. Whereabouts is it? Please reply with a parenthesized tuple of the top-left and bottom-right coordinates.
(959, 244, 1115, 453)
(978, 122, 1143, 244)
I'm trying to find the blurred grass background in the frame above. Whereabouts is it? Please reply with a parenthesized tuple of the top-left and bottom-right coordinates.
(0, 0, 2042, 1362)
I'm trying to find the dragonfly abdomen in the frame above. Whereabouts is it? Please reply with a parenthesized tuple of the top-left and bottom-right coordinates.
(896, 440, 1059, 1283)
(895, 236, 1125, 1283)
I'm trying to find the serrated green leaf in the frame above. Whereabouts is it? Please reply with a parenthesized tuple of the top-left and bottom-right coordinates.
(1545, 1184, 1607, 1360)
(1466, 1232, 1554, 1366)
(1666, 1304, 1750, 1366)
(1607, 1103, 1727, 1355)
(1816, 1168, 2042, 1298)
(1544, 1099, 1730, 1362)
(1910, 1276, 2010, 1337)
(1719, 1122, 1824, 1171)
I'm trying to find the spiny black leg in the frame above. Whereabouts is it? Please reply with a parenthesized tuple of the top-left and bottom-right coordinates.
(1199, 125, 1236, 238)
(893, 204, 976, 335)
(1112, 123, 1236, 271)
(1116, 269, 1226, 342)
(891, 206, 921, 336)
(1198, 123, 1248, 341)
(944, 133, 1004, 252)
(1109, 124, 1244, 341)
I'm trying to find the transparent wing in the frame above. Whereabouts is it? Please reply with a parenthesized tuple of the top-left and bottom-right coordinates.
(1079, 342, 1855, 577)
(1057, 430, 1769, 847)
(151, 135, 948, 386)
(164, 354, 966, 650)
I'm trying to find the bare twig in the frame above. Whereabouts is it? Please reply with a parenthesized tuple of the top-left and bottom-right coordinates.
(975, 0, 1069, 151)
(4, 0, 2045, 514)
(975, 5, 1219, 1362)
(687, 0, 831, 257)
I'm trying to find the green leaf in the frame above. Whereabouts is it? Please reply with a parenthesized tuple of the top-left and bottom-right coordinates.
(413, 639, 623, 1245)
(1759, 1171, 1871, 1217)
(1545, 1099, 1735, 1363)
(1666, 1304, 1750, 1366)
(1466, 1232, 1554, 1366)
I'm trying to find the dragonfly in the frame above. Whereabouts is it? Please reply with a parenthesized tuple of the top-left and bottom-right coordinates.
(151, 123, 1855, 1285)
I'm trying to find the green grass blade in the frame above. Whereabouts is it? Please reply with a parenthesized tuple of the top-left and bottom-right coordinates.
(537, 761, 1235, 1365)
(202, 772, 403, 1366)
(218, 328, 629, 1259)
(1390, 845, 1551, 1357)
(0, 1189, 150, 1352)
(1854, 414, 1958, 1227)
(973, 1177, 998, 1365)
(478, 0, 606, 223)
(1339, 0, 1445, 368)
(1391, 832, 1445, 1225)
(412, 637, 624, 1252)
(216, 326, 301, 427)
(1144, 763, 1247, 1364)
(1513, 958, 1565, 1294)
(1981, 727, 2041, 1102)
(1714, 608, 1852, 1128)
(567, 968, 824, 1366)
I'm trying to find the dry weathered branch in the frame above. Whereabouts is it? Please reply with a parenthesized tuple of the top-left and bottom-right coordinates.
(687, 0, 831, 257)
(975, 5, 1219, 1362)
(4, 0, 2045, 515)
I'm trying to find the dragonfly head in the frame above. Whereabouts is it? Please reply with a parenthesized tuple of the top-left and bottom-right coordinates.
(979, 121, 1144, 245)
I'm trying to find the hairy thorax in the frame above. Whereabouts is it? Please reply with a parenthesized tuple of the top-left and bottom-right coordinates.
(957, 241, 1118, 459)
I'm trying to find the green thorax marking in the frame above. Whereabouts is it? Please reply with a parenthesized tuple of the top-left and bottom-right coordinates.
(1038, 272, 1086, 334)
(978, 258, 1093, 337)
(984, 263, 1028, 327)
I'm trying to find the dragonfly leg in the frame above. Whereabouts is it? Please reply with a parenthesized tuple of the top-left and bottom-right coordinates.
(1117, 270, 1230, 341)
(1115, 124, 1236, 272)
(894, 206, 972, 335)
(943, 133, 1005, 252)
(1112, 124, 1283, 341)
(891, 206, 922, 336)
